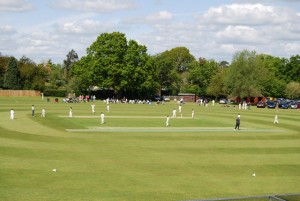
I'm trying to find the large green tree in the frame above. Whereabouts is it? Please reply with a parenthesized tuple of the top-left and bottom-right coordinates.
(206, 68, 228, 98)
(285, 81, 300, 99)
(154, 47, 195, 95)
(255, 54, 286, 97)
(19, 56, 47, 91)
(0, 54, 10, 88)
(187, 58, 219, 96)
(63, 49, 78, 82)
(72, 32, 158, 98)
(122, 40, 159, 97)
(226, 50, 266, 99)
(164, 47, 195, 73)
(3, 57, 21, 89)
(153, 52, 181, 95)
(284, 55, 300, 83)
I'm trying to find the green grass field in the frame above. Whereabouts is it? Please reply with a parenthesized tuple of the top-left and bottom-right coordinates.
(0, 96, 299, 201)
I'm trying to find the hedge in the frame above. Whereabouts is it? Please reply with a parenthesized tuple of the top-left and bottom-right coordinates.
(43, 89, 67, 97)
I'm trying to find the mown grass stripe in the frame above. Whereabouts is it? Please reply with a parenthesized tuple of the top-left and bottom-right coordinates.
(66, 127, 285, 133)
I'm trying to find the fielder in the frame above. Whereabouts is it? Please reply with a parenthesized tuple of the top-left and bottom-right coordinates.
(69, 107, 73, 118)
(32, 105, 35, 117)
(274, 115, 279, 124)
(91, 104, 95, 114)
(41, 108, 46, 117)
(10, 109, 14, 120)
(166, 115, 170, 126)
(172, 108, 177, 118)
(100, 112, 105, 124)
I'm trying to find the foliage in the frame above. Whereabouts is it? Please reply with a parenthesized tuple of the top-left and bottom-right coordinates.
(71, 55, 93, 90)
(163, 47, 195, 73)
(285, 81, 300, 99)
(255, 54, 286, 97)
(188, 59, 219, 96)
(63, 49, 78, 82)
(154, 52, 181, 95)
(1, 36, 300, 100)
(226, 50, 266, 98)
(48, 63, 65, 88)
(0, 55, 10, 88)
(154, 47, 195, 95)
(206, 68, 228, 98)
(18, 56, 47, 91)
(219, 60, 229, 68)
(3, 57, 21, 89)
(284, 55, 300, 83)
(72, 32, 159, 98)
(43, 89, 67, 97)
(121, 40, 159, 97)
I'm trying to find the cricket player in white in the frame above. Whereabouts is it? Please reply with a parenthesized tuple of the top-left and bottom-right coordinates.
(274, 115, 278, 124)
(69, 107, 73, 118)
(192, 109, 194, 118)
(10, 109, 14, 120)
(91, 104, 95, 114)
(172, 108, 177, 118)
(41, 108, 46, 117)
(166, 115, 170, 126)
(100, 112, 105, 124)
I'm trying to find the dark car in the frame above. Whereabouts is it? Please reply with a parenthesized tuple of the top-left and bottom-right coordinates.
(278, 101, 287, 108)
(256, 101, 266, 108)
(267, 101, 276, 109)
(153, 95, 162, 101)
(280, 102, 289, 109)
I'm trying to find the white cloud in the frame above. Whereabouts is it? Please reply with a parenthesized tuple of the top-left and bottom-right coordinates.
(53, 0, 136, 13)
(0, 0, 32, 12)
(183, 3, 300, 60)
(14, 31, 88, 63)
(124, 10, 173, 25)
(1, 1, 300, 63)
(54, 19, 118, 35)
(0, 25, 16, 34)
(145, 10, 173, 21)
(201, 3, 293, 25)
(216, 26, 266, 44)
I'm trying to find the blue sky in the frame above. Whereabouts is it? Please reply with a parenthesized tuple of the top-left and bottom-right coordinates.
(0, 0, 300, 64)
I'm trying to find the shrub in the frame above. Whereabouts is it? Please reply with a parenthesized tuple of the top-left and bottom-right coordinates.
(43, 89, 67, 97)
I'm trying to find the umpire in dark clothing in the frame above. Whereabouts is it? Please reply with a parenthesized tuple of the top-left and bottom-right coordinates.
(235, 117, 240, 130)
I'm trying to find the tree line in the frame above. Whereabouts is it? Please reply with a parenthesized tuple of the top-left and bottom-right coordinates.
(1, 32, 299, 99)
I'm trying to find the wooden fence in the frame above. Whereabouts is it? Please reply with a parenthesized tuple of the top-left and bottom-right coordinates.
(0, 90, 41, 97)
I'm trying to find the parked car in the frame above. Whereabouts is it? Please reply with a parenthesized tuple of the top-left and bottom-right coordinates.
(256, 101, 266, 108)
(290, 102, 298, 109)
(153, 95, 162, 101)
(163, 96, 170, 102)
(219, 98, 227, 104)
(280, 102, 289, 109)
(267, 101, 276, 109)
(278, 101, 287, 108)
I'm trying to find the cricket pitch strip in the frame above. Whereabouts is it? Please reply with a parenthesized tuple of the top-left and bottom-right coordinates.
(66, 127, 285, 133)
